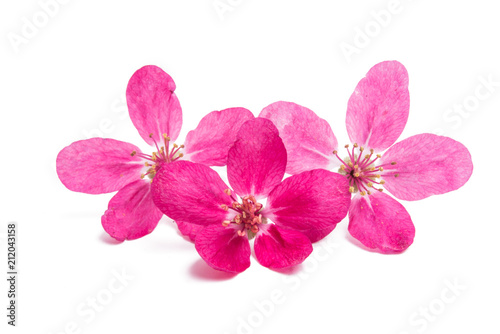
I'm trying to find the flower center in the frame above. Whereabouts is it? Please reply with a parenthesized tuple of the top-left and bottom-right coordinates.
(220, 189, 266, 239)
(332, 143, 397, 196)
(131, 133, 184, 180)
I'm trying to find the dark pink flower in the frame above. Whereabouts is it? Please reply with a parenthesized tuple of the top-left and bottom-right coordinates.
(259, 61, 473, 253)
(151, 118, 351, 273)
(57, 65, 253, 241)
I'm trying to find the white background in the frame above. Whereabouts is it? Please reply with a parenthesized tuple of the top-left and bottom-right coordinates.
(1, 1, 499, 333)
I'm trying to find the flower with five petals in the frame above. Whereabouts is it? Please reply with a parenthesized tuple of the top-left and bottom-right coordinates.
(151, 117, 351, 273)
(57, 65, 253, 241)
(259, 61, 473, 253)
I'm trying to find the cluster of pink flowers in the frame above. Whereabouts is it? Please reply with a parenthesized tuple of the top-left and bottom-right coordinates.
(57, 62, 473, 273)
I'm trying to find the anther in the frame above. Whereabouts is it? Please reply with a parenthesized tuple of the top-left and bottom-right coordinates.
(149, 133, 154, 138)
(360, 191, 366, 196)
(376, 154, 381, 158)
(345, 144, 350, 148)
(349, 186, 355, 193)
(131, 151, 136, 156)
(378, 167, 384, 171)
(220, 204, 228, 211)
(237, 230, 246, 237)
(222, 220, 231, 227)
(333, 150, 338, 154)
(391, 161, 397, 165)
(367, 182, 373, 188)
(394, 173, 399, 178)
(224, 189, 232, 196)
(353, 143, 359, 148)
(380, 180, 386, 185)
(378, 188, 384, 192)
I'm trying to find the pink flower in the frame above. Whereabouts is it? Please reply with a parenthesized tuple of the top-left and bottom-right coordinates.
(259, 61, 473, 253)
(57, 65, 254, 241)
(151, 118, 351, 273)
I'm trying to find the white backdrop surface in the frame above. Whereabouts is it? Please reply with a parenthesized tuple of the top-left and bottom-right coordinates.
(1, 1, 499, 334)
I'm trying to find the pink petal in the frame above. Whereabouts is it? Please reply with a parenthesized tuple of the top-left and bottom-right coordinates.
(263, 169, 351, 242)
(346, 61, 409, 152)
(227, 118, 286, 199)
(56, 138, 144, 194)
(176, 221, 204, 242)
(259, 101, 338, 174)
(184, 107, 255, 166)
(126, 65, 183, 145)
(195, 224, 251, 273)
(348, 192, 415, 253)
(254, 224, 312, 269)
(151, 161, 232, 227)
(101, 180, 163, 241)
(380, 133, 473, 201)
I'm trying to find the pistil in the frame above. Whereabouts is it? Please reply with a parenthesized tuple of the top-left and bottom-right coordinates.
(220, 189, 265, 238)
(130, 133, 185, 181)
(333, 144, 397, 196)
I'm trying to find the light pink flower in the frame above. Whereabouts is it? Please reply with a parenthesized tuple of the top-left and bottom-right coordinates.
(57, 65, 253, 241)
(259, 61, 473, 253)
(151, 118, 351, 273)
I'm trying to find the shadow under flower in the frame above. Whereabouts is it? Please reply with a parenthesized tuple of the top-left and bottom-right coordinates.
(189, 259, 238, 281)
(269, 263, 305, 275)
(345, 232, 408, 255)
(99, 231, 123, 245)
